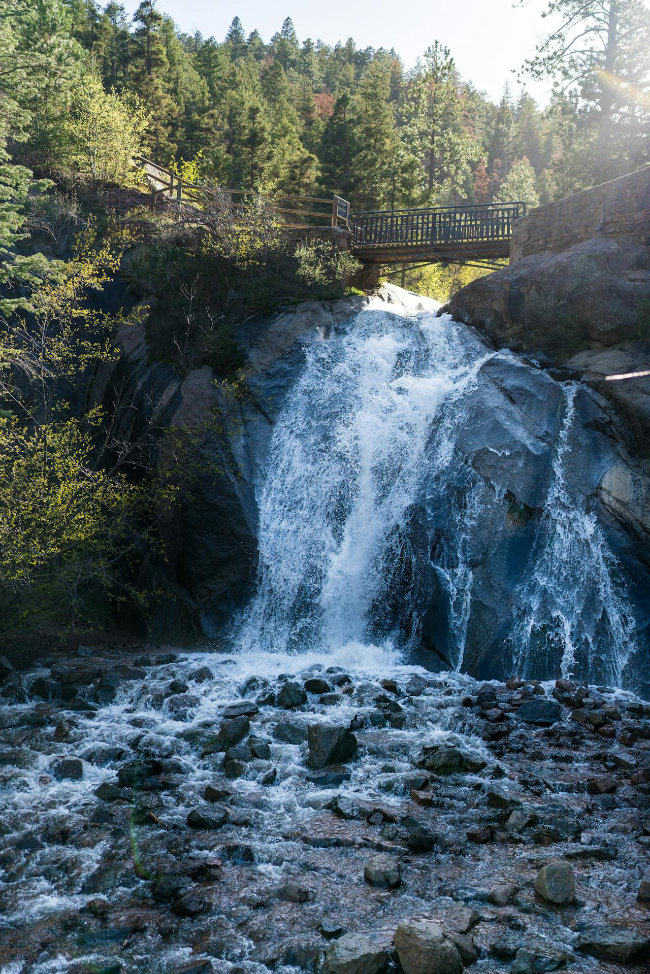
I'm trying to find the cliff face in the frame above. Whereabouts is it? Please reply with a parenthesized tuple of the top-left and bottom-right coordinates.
(97, 285, 650, 690)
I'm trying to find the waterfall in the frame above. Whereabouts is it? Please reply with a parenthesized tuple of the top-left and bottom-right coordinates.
(235, 303, 637, 686)
(509, 383, 636, 686)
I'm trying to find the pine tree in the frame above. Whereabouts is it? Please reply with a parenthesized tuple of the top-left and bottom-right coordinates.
(494, 156, 540, 207)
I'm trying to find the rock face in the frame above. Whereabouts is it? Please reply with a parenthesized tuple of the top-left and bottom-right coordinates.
(393, 920, 464, 974)
(98, 285, 650, 691)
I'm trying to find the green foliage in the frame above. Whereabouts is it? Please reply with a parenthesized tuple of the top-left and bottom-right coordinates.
(494, 157, 541, 208)
(295, 240, 362, 297)
(64, 74, 149, 184)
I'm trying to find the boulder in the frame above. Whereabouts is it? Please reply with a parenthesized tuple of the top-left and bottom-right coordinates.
(577, 926, 650, 963)
(323, 933, 388, 974)
(187, 806, 228, 830)
(201, 716, 250, 754)
(277, 681, 307, 709)
(416, 742, 486, 774)
(363, 857, 401, 889)
(307, 724, 357, 769)
(393, 920, 463, 974)
(53, 758, 84, 780)
(517, 700, 562, 726)
(534, 861, 575, 905)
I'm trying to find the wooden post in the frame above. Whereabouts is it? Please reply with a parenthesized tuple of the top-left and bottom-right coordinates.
(332, 196, 338, 227)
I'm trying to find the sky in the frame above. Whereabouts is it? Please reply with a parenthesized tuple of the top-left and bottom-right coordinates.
(118, 0, 556, 104)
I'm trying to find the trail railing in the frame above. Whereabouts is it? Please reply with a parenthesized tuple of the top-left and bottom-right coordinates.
(136, 156, 350, 229)
(351, 202, 527, 252)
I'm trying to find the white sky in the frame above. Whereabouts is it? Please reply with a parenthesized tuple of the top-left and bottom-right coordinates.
(118, 0, 557, 104)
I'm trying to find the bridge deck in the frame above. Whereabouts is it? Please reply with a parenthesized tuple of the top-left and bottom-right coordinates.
(351, 202, 526, 264)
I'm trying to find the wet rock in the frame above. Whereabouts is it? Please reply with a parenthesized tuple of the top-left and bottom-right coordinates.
(274, 720, 308, 744)
(204, 782, 233, 803)
(534, 860, 575, 905)
(307, 723, 357, 769)
(416, 742, 486, 774)
(167, 679, 189, 695)
(278, 681, 308, 709)
(171, 961, 214, 974)
(283, 942, 324, 971)
(506, 808, 535, 832)
(442, 904, 480, 935)
(151, 875, 193, 903)
(80, 897, 110, 918)
(262, 767, 277, 785)
(517, 700, 562, 726)
(171, 890, 208, 917)
(221, 843, 255, 863)
(224, 758, 246, 778)
(363, 856, 401, 889)
(394, 919, 463, 974)
(187, 806, 228, 830)
(131, 792, 164, 824)
(222, 700, 259, 718)
(278, 882, 313, 903)
(402, 820, 438, 852)
(323, 932, 388, 974)
(488, 882, 519, 906)
(189, 666, 214, 683)
(443, 931, 478, 966)
(201, 716, 250, 754)
(638, 868, 650, 902)
(587, 775, 617, 794)
(53, 757, 83, 780)
(248, 736, 271, 759)
(308, 769, 351, 787)
(305, 678, 333, 694)
(511, 945, 569, 973)
(576, 926, 650, 963)
(224, 744, 253, 763)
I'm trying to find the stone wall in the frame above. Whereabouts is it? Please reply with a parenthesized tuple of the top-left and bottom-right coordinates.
(510, 167, 650, 263)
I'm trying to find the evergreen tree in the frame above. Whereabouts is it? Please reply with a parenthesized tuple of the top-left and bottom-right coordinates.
(494, 156, 540, 207)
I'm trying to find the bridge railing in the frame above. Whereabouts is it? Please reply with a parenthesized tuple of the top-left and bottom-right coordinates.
(351, 202, 527, 250)
(136, 156, 350, 228)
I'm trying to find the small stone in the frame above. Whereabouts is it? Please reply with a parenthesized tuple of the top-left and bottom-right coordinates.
(488, 883, 518, 906)
(54, 720, 71, 741)
(187, 806, 228, 830)
(363, 856, 401, 889)
(394, 919, 463, 974)
(278, 883, 312, 903)
(534, 860, 575, 905)
(222, 700, 259, 718)
(81, 897, 110, 917)
(577, 926, 650, 963)
(417, 742, 486, 774)
(323, 932, 388, 974)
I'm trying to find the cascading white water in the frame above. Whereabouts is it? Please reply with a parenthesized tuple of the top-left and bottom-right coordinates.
(509, 383, 636, 686)
(235, 302, 638, 685)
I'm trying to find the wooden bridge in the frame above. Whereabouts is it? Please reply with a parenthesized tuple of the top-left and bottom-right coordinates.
(137, 157, 526, 268)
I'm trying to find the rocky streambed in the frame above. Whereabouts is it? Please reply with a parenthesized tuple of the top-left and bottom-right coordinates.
(0, 648, 649, 974)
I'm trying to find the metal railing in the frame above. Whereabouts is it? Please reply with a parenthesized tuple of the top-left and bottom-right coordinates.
(351, 202, 527, 250)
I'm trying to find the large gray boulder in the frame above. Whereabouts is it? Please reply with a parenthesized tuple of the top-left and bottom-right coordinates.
(393, 920, 463, 974)
(323, 933, 388, 974)
(534, 861, 575, 905)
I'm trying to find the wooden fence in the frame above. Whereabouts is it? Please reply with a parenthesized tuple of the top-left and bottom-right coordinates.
(136, 156, 350, 229)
